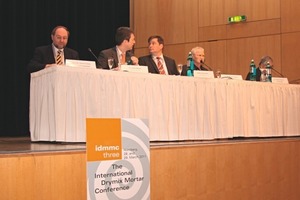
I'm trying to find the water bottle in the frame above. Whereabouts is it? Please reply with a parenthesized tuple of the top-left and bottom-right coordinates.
(249, 59, 257, 81)
(266, 62, 272, 82)
(186, 52, 194, 76)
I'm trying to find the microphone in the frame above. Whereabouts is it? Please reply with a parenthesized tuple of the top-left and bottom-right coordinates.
(200, 60, 213, 71)
(88, 48, 100, 67)
(271, 66, 285, 77)
(126, 51, 134, 65)
(126, 50, 134, 65)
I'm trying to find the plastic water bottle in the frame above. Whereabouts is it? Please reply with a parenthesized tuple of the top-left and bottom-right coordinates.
(266, 62, 272, 82)
(186, 52, 194, 76)
(249, 59, 256, 81)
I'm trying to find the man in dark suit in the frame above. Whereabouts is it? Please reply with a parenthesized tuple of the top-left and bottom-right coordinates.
(181, 46, 208, 76)
(27, 25, 79, 73)
(97, 27, 138, 69)
(138, 35, 179, 75)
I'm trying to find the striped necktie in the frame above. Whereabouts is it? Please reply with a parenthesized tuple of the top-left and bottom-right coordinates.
(157, 57, 166, 74)
(56, 50, 63, 65)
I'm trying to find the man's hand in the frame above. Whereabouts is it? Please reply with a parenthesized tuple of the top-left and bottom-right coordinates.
(130, 56, 139, 65)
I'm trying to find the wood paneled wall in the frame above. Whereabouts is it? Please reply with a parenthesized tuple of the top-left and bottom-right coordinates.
(131, 0, 300, 81)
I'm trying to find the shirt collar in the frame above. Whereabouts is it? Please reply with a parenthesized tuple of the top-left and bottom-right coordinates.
(116, 46, 124, 56)
(52, 44, 64, 53)
(153, 55, 163, 60)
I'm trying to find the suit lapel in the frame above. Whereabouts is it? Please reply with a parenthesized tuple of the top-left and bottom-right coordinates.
(162, 56, 170, 74)
(47, 46, 56, 64)
(112, 47, 119, 67)
(150, 55, 160, 74)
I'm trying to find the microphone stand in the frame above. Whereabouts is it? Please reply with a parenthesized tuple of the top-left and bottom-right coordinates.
(271, 67, 285, 77)
(289, 78, 300, 84)
(200, 60, 213, 71)
(88, 48, 100, 67)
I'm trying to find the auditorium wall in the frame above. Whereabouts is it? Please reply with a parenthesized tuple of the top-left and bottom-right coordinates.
(131, 0, 300, 82)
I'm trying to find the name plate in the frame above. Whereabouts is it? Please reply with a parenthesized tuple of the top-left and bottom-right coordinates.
(193, 70, 214, 78)
(66, 59, 96, 69)
(121, 65, 149, 73)
(272, 77, 289, 84)
(221, 74, 243, 80)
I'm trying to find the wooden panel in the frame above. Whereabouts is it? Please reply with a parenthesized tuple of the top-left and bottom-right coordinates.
(134, 47, 149, 59)
(226, 19, 281, 39)
(130, 0, 134, 28)
(199, 0, 280, 27)
(226, 35, 281, 79)
(281, 0, 300, 32)
(0, 152, 86, 200)
(281, 32, 300, 82)
(1, 139, 300, 200)
(198, 0, 227, 27)
(132, 0, 163, 48)
(133, 0, 198, 48)
(230, 0, 280, 21)
(150, 139, 300, 200)
(199, 40, 227, 74)
(163, 43, 199, 65)
(199, 25, 227, 42)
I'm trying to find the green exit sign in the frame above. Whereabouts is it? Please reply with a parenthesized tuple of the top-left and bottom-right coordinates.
(228, 15, 247, 23)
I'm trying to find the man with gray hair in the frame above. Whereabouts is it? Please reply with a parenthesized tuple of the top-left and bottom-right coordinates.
(181, 46, 208, 76)
(246, 55, 273, 81)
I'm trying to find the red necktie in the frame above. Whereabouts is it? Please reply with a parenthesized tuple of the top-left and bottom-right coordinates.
(157, 57, 166, 74)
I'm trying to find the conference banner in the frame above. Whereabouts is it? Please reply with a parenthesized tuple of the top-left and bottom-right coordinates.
(86, 118, 150, 200)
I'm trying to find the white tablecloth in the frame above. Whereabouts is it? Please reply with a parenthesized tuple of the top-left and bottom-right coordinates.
(30, 66, 300, 142)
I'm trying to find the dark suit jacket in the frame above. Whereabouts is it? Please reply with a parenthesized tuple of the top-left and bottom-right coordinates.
(97, 47, 133, 69)
(27, 45, 79, 73)
(138, 55, 179, 75)
(245, 67, 262, 81)
(181, 64, 207, 76)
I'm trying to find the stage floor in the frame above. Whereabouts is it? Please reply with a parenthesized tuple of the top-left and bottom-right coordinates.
(0, 137, 86, 155)
(1, 136, 300, 155)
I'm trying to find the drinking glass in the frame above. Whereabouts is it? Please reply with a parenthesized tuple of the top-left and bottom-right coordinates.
(177, 64, 183, 75)
(215, 70, 221, 78)
(108, 58, 114, 70)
